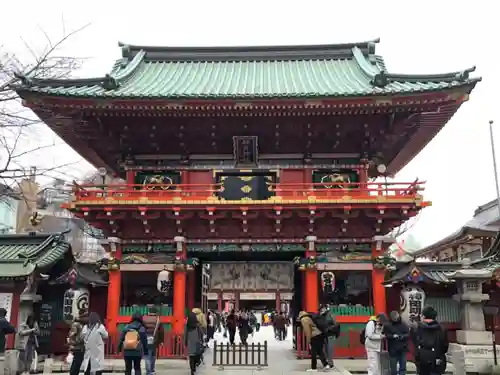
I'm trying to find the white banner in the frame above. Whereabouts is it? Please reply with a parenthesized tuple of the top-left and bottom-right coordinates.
(0, 293, 12, 321)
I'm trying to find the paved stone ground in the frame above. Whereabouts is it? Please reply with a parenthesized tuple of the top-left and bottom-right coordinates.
(43, 326, 456, 374)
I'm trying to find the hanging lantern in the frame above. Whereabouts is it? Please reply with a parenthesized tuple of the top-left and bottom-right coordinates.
(321, 272, 335, 294)
(63, 288, 89, 323)
(157, 266, 171, 294)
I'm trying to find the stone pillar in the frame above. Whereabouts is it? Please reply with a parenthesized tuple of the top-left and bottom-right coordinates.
(448, 259, 493, 373)
(173, 236, 187, 334)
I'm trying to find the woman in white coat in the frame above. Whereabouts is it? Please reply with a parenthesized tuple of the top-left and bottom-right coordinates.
(81, 312, 108, 375)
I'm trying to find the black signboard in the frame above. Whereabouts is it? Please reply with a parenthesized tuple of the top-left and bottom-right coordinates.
(38, 303, 54, 354)
(233, 136, 258, 167)
(217, 173, 275, 201)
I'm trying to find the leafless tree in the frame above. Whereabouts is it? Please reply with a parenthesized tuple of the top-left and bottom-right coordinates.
(0, 24, 90, 201)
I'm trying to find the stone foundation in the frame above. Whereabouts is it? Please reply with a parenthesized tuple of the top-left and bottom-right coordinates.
(448, 343, 499, 374)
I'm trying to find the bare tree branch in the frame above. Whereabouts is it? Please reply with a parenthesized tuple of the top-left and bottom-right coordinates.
(0, 23, 90, 201)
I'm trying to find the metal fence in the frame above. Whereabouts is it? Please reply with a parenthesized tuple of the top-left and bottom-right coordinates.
(212, 341, 268, 369)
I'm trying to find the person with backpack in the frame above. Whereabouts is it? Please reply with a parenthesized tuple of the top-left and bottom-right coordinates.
(362, 314, 386, 375)
(412, 307, 448, 375)
(67, 309, 88, 375)
(298, 311, 330, 371)
(142, 306, 164, 375)
(226, 310, 237, 345)
(118, 312, 149, 375)
(185, 312, 203, 375)
(384, 311, 410, 375)
(274, 312, 286, 341)
(320, 305, 340, 369)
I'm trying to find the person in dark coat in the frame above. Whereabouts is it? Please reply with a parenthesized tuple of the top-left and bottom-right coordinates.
(237, 312, 251, 345)
(412, 307, 448, 375)
(118, 312, 149, 375)
(274, 312, 286, 341)
(384, 311, 410, 375)
(184, 312, 203, 375)
(0, 307, 15, 354)
(226, 310, 237, 345)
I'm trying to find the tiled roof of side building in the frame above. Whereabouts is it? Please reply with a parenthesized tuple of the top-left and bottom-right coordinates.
(0, 231, 71, 278)
(13, 39, 480, 100)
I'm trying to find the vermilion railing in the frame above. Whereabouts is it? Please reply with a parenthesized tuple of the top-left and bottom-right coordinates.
(105, 331, 186, 358)
(72, 181, 425, 202)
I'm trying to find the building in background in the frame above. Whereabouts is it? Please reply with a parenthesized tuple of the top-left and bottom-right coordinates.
(413, 199, 500, 262)
(0, 184, 20, 234)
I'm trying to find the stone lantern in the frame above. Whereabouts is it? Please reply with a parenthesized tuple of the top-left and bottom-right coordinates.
(448, 259, 493, 373)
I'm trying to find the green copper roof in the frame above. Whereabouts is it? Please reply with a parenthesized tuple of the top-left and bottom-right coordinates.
(14, 39, 480, 100)
(0, 232, 70, 278)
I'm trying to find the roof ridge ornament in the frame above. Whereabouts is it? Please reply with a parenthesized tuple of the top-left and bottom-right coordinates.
(372, 71, 389, 88)
(102, 74, 119, 90)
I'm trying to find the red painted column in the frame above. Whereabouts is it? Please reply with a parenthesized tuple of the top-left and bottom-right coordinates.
(235, 292, 240, 311)
(372, 236, 388, 315)
(7, 285, 21, 349)
(186, 272, 195, 310)
(217, 292, 223, 311)
(106, 240, 122, 336)
(276, 292, 281, 312)
(125, 170, 135, 185)
(304, 236, 319, 313)
(173, 236, 187, 334)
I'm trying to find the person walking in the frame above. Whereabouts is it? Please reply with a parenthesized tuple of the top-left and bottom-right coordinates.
(412, 307, 448, 375)
(0, 307, 16, 375)
(274, 312, 286, 341)
(237, 311, 252, 345)
(384, 311, 410, 375)
(226, 310, 237, 345)
(118, 312, 148, 375)
(184, 312, 203, 375)
(81, 312, 108, 375)
(364, 314, 386, 375)
(298, 311, 329, 372)
(320, 305, 340, 369)
(16, 315, 39, 375)
(142, 306, 164, 375)
(67, 309, 88, 375)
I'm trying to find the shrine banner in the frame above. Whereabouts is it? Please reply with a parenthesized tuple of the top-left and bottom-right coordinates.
(400, 285, 426, 323)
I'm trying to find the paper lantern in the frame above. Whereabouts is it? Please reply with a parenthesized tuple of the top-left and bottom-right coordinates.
(400, 285, 426, 324)
(157, 267, 171, 293)
(63, 288, 89, 323)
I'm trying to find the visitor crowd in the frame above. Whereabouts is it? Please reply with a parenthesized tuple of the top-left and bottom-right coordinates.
(297, 304, 448, 374)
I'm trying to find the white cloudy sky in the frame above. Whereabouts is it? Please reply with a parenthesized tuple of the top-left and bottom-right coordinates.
(0, 0, 497, 247)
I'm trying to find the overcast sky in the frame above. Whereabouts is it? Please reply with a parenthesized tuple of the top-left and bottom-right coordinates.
(1, 0, 497, 247)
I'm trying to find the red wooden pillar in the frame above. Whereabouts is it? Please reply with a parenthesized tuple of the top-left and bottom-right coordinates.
(217, 292, 223, 311)
(125, 170, 135, 185)
(106, 239, 122, 336)
(304, 236, 319, 313)
(276, 292, 281, 312)
(173, 236, 187, 334)
(235, 292, 240, 311)
(186, 272, 195, 310)
(7, 285, 21, 349)
(372, 236, 388, 314)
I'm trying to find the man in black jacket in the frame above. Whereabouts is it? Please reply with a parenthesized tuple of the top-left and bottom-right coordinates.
(412, 306, 449, 375)
(384, 311, 410, 375)
(0, 307, 16, 354)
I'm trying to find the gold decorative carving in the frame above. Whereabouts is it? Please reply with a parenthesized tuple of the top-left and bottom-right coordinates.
(241, 185, 252, 194)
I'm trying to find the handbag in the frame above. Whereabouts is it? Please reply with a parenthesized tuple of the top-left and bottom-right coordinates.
(147, 317, 160, 346)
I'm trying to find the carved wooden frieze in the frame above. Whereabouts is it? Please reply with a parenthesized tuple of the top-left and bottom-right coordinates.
(209, 262, 293, 291)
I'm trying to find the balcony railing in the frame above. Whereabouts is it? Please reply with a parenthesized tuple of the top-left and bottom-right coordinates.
(70, 180, 425, 203)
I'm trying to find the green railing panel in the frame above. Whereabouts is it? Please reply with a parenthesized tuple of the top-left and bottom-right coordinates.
(119, 305, 173, 316)
(335, 323, 365, 348)
(329, 306, 374, 316)
(117, 323, 172, 332)
(118, 305, 191, 317)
